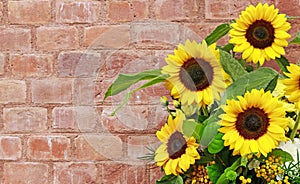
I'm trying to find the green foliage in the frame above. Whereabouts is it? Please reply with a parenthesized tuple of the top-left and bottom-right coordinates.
(182, 120, 203, 142)
(207, 164, 223, 184)
(103, 69, 165, 100)
(289, 31, 300, 45)
(270, 149, 294, 163)
(275, 56, 290, 73)
(219, 50, 248, 81)
(205, 23, 231, 46)
(208, 133, 224, 154)
(156, 175, 183, 184)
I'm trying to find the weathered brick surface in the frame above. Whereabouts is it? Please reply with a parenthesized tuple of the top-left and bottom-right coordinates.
(8, 0, 51, 24)
(27, 136, 71, 160)
(3, 162, 49, 184)
(0, 1, 298, 183)
(54, 162, 97, 184)
(36, 26, 79, 50)
(31, 78, 72, 104)
(10, 54, 53, 78)
(0, 28, 31, 51)
(56, 1, 100, 23)
(0, 80, 26, 104)
(0, 136, 22, 160)
(3, 107, 47, 133)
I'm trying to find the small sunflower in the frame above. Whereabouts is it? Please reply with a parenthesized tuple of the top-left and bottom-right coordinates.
(219, 89, 289, 157)
(155, 110, 200, 176)
(162, 40, 226, 107)
(229, 3, 291, 65)
(282, 64, 300, 108)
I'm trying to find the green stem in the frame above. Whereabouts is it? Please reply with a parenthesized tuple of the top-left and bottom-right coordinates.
(202, 106, 209, 116)
(290, 110, 300, 141)
(256, 62, 260, 70)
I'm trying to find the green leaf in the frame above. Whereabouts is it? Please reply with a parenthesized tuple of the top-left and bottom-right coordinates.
(265, 74, 278, 93)
(222, 67, 279, 103)
(222, 43, 235, 53)
(103, 69, 164, 100)
(205, 23, 231, 46)
(208, 133, 224, 154)
(289, 31, 300, 45)
(156, 175, 183, 184)
(219, 50, 247, 81)
(269, 149, 294, 163)
(110, 75, 166, 115)
(207, 164, 223, 184)
(182, 120, 203, 142)
(275, 56, 290, 73)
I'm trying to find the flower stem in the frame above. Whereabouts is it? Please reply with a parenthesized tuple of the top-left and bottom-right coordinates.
(290, 110, 300, 141)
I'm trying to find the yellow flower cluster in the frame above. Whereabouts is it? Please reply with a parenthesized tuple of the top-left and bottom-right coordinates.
(184, 162, 215, 184)
(239, 176, 252, 184)
(254, 155, 289, 184)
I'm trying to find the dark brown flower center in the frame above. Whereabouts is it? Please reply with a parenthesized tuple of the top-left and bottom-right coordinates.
(245, 20, 275, 49)
(236, 107, 270, 140)
(167, 131, 187, 159)
(179, 58, 213, 92)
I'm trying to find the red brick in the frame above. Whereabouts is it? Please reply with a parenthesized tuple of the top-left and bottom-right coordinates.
(0, 136, 21, 160)
(149, 164, 164, 184)
(100, 105, 166, 133)
(31, 78, 72, 104)
(153, 0, 184, 20)
(52, 107, 97, 131)
(36, 26, 79, 50)
(54, 162, 97, 184)
(127, 135, 160, 161)
(205, 0, 275, 19)
(27, 136, 71, 160)
(0, 80, 26, 104)
(285, 46, 300, 64)
(84, 25, 130, 49)
(10, 54, 53, 78)
(131, 22, 180, 48)
(127, 165, 148, 184)
(57, 51, 101, 77)
(3, 162, 49, 184)
(0, 53, 5, 75)
(0, 28, 31, 51)
(102, 163, 127, 183)
(74, 78, 96, 105)
(132, 0, 148, 19)
(56, 1, 100, 23)
(0, 2, 3, 22)
(8, 0, 51, 24)
(3, 107, 47, 133)
(277, 0, 300, 19)
(74, 134, 123, 161)
(108, 1, 131, 22)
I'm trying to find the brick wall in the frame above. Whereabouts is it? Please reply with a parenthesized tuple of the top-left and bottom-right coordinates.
(0, 0, 299, 183)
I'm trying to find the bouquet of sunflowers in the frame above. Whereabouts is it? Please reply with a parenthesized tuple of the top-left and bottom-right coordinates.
(104, 3, 300, 184)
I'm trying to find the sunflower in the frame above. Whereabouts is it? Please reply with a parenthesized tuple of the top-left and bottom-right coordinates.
(282, 64, 300, 109)
(219, 89, 289, 157)
(155, 110, 200, 175)
(161, 40, 226, 107)
(229, 3, 291, 65)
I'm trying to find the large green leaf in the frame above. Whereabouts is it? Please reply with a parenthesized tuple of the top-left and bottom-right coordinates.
(103, 69, 164, 100)
(200, 68, 279, 146)
(182, 120, 203, 142)
(219, 50, 247, 81)
(110, 75, 166, 115)
(269, 149, 294, 162)
(207, 164, 223, 184)
(208, 132, 224, 154)
(205, 23, 231, 46)
(275, 56, 289, 73)
(289, 31, 300, 45)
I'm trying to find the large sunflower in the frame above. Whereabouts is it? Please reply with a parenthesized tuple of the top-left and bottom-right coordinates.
(282, 64, 300, 109)
(162, 40, 226, 106)
(154, 110, 200, 176)
(219, 89, 289, 157)
(229, 3, 291, 65)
